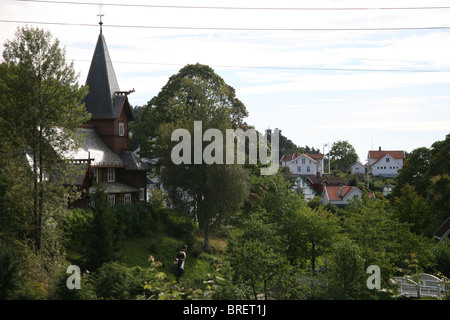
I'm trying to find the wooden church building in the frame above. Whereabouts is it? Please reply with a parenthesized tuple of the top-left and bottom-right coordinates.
(69, 29, 148, 208)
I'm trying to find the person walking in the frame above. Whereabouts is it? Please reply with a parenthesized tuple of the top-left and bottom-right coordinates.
(173, 245, 187, 283)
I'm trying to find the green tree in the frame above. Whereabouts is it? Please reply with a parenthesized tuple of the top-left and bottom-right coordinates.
(393, 184, 434, 237)
(426, 134, 450, 224)
(432, 238, 450, 278)
(343, 197, 433, 273)
(329, 140, 359, 172)
(85, 187, 118, 270)
(392, 147, 432, 199)
(283, 206, 341, 275)
(0, 245, 24, 299)
(325, 240, 367, 299)
(227, 239, 291, 300)
(1, 26, 90, 250)
(245, 174, 304, 222)
(135, 64, 250, 252)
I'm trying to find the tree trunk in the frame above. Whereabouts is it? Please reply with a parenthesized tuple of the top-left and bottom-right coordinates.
(37, 125, 43, 251)
(204, 206, 210, 253)
(311, 243, 316, 275)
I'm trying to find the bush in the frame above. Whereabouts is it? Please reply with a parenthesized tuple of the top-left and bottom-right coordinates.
(63, 209, 93, 254)
(0, 244, 24, 299)
(113, 202, 156, 237)
(159, 208, 197, 239)
(92, 261, 139, 300)
(48, 267, 96, 300)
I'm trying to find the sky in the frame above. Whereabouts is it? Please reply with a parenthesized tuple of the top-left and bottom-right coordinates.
(1, 0, 449, 163)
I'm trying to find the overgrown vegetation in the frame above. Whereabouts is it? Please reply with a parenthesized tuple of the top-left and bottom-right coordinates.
(0, 27, 449, 301)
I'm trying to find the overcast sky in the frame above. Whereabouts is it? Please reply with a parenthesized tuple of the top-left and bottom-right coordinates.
(1, 0, 449, 162)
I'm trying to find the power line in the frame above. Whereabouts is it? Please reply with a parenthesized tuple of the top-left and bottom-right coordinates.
(71, 59, 450, 73)
(2, 19, 450, 32)
(17, 0, 450, 11)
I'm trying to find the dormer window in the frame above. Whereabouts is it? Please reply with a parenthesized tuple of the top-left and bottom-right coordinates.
(119, 122, 125, 136)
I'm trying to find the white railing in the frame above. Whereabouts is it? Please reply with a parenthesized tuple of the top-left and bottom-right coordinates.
(393, 274, 449, 298)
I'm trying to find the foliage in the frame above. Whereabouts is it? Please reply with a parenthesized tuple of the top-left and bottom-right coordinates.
(0, 244, 24, 299)
(393, 184, 434, 236)
(84, 187, 118, 270)
(1, 26, 90, 251)
(432, 239, 450, 278)
(135, 63, 250, 252)
(227, 239, 292, 300)
(329, 140, 359, 171)
(392, 134, 449, 231)
(283, 206, 341, 274)
(324, 239, 367, 299)
(91, 261, 149, 300)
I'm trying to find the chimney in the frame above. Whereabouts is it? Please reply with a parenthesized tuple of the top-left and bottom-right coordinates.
(379, 147, 381, 151)
(338, 184, 343, 198)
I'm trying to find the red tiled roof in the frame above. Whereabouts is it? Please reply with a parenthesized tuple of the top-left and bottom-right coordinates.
(369, 150, 405, 160)
(281, 152, 324, 162)
(306, 153, 324, 160)
(280, 153, 301, 162)
(324, 185, 356, 200)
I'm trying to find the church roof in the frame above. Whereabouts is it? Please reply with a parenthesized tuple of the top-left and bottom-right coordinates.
(84, 33, 121, 120)
(67, 128, 123, 167)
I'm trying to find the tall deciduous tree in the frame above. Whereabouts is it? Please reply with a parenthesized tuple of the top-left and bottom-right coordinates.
(329, 140, 359, 172)
(392, 147, 432, 199)
(283, 205, 341, 275)
(0, 26, 90, 250)
(135, 64, 249, 252)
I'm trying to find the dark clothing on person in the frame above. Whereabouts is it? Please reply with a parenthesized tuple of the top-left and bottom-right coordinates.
(172, 245, 187, 283)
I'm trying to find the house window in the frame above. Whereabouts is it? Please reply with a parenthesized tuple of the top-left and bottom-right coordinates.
(297, 166, 301, 172)
(124, 193, 131, 204)
(93, 167, 98, 182)
(108, 168, 115, 182)
(139, 188, 146, 201)
(108, 194, 115, 206)
(119, 122, 125, 136)
(307, 166, 310, 172)
(386, 158, 390, 163)
(302, 158, 305, 164)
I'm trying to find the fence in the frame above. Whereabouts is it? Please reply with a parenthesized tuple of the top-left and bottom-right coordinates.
(393, 273, 449, 298)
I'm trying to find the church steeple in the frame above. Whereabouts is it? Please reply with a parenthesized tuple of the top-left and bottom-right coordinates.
(84, 31, 120, 119)
(98, 2, 104, 34)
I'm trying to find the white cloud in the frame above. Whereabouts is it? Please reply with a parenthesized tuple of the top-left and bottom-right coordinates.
(1, 0, 449, 157)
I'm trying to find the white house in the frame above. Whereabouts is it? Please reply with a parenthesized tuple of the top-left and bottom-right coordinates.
(368, 148, 405, 177)
(349, 162, 366, 175)
(292, 175, 317, 200)
(281, 153, 324, 176)
(322, 185, 363, 207)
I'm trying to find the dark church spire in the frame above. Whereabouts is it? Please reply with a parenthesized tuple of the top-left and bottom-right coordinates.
(97, 1, 104, 34)
(83, 30, 121, 120)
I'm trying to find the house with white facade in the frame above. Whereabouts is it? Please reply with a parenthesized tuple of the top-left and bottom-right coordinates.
(349, 162, 366, 175)
(322, 185, 363, 207)
(281, 153, 324, 176)
(368, 148, 405, 177)
(292, 175, 317, 200)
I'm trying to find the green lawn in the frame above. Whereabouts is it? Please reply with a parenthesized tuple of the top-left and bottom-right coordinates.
(118, 233, 222, 283)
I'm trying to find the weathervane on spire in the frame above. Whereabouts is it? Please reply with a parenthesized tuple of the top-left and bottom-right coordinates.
(97, 1, 104, 33)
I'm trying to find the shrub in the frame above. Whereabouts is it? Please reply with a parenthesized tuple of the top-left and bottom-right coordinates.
(0, 244, 24, 299)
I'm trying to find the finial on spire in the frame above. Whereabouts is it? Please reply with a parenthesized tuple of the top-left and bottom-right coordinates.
(97, 1, 104, 34)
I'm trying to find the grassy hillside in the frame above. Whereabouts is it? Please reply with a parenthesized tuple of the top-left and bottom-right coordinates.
(118, 231, 226, 284)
